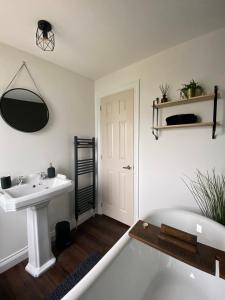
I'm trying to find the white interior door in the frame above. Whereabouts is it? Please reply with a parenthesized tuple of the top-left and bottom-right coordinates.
(100, 89, 134, 225)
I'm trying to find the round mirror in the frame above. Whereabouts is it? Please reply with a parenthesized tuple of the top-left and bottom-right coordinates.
(0, 88, 49, 132)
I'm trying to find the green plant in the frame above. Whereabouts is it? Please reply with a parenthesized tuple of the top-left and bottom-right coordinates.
(183, 170, 225, 225)
(179, 79, 203, 98)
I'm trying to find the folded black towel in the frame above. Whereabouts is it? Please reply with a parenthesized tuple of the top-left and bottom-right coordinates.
(166, 114, 198, 125)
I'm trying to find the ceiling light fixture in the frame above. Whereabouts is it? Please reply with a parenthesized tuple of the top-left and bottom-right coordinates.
(36, 20, 55, 51)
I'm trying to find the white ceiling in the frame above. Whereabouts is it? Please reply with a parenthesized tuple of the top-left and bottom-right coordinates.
(0, 0, 225, 79)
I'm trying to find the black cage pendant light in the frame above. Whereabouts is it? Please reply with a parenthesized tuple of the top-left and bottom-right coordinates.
(36, 20, 55, 51)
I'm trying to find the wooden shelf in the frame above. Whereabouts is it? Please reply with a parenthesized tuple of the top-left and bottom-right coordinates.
(154, 94, 219, 109)
(153, 122, 220, 130)
(152, 86, 220, 139)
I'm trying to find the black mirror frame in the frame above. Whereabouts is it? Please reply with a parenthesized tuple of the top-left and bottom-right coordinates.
(0, 88, 49, 133)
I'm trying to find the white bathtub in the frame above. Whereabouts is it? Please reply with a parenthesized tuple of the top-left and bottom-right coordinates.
(63, 209, 225, 300)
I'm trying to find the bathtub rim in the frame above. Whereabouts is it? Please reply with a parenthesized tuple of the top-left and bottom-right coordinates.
(62, 208, 225, 300)
(62, 227, 131, 300)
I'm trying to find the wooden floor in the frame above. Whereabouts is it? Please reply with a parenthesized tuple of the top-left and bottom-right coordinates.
(0, 215, 129, 300)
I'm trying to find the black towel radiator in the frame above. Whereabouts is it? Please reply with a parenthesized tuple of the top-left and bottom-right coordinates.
(74, 136, 95, 224)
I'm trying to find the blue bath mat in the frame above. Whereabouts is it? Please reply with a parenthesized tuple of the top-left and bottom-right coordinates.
(45, 252, 102, 300)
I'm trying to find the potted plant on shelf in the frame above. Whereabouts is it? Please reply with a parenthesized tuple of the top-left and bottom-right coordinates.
(180, 79, 204, 99)
(183, 170, 225, 225)
(159, 84, 169, 103)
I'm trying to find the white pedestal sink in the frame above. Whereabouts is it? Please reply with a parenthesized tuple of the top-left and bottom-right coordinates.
(0, 174, 73, 277)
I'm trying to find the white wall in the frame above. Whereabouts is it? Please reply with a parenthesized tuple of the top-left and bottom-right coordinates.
(95, 27, 225, 220)
(0, 43, 94, 261)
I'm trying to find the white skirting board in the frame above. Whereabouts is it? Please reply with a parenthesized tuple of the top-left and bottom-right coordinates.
(0, 246, 28, 274)
(0, 210, 94, 274)
(76, 209, 95, 227)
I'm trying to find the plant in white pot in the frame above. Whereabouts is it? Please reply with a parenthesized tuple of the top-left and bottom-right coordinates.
(180, 79, 204, 99)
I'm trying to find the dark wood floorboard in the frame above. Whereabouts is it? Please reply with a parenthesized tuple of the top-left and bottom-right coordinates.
(0, 215, 129, 300)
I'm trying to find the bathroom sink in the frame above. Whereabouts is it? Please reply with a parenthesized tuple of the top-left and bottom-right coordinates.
(0, 174, 73, 211)
(0, 173, 74, 277)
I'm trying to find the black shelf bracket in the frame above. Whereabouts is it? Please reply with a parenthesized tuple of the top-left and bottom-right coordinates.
(212, 85, 218, 139)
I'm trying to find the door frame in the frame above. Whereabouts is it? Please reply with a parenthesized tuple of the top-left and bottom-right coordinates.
(95, 80, 140, 223)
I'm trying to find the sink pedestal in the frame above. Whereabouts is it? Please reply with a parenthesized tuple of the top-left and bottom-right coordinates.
(25, 202, 56, 277)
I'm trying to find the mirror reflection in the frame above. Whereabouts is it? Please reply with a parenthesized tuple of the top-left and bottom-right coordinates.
(0, 88, 49, 132)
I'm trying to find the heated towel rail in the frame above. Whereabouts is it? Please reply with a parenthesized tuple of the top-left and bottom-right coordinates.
(74, 136, 95, 223)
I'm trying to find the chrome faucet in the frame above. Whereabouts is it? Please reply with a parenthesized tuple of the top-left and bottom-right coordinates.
(17, 176, 24, 185)
(39, 172, 48, 180)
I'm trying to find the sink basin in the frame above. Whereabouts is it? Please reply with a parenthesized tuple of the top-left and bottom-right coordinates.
(0, 173, 74, 277)
(0, 175, 73, 211)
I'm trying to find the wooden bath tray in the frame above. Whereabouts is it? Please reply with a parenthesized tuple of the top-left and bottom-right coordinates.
(129, 220, 225, 280)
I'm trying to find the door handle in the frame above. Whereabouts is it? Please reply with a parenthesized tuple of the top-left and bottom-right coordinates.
(122, 165, 132, 170)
